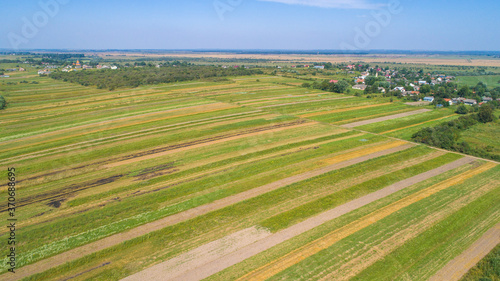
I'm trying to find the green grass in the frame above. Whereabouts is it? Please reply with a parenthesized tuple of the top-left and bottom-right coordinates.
(260, 152, 461, 232)
(275, 167, 500, 281)
(461, 244, 500, 281)
(457, 75, 500, 87)
(357, 108, 456, 134)
(459, 119, 500, 159)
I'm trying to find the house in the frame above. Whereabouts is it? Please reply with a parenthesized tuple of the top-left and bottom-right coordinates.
(19, 67, 25, 71)
(464, 99, 477, 106)
(443, 98, 453, 106)
(75, 60, 81, 69)
(418, 81, 427, 85)
(314, 65, 325, 69)
(394, 87, 405, 92)
(356, 78, 365, 84)
(111, 66, 118, 70)
(352, 84, 367, 90)
(378, 87, 386, 93)
(482, 97, 493, 102)
(423, 97, 435, 102)
(38, 70, 52, 75)
(0, 75, 10, 78)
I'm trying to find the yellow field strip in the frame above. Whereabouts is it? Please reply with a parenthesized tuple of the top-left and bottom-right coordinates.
(299, 103, 391, 118)
(241, 93, 331, 106)
(380, 114, 457, 134)
(330, 108, 411, 125)
(237, 162, 497, 281)
(322, 141, 408, 165)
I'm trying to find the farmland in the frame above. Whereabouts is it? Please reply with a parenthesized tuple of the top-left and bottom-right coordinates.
(0, 63, 499, 281)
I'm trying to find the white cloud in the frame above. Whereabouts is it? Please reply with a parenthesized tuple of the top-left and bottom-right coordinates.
(257, 0, 385, 9)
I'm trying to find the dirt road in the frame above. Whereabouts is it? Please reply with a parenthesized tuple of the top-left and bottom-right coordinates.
(429, 222, 500, 281)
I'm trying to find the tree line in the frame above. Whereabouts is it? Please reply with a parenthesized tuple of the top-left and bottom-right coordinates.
(50, 64, 258, 90)
(411, 105, 498, 161)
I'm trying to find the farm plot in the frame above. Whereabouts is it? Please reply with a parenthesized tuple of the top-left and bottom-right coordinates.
(1, 73, 498, 281)
(356, 108, 456, 134)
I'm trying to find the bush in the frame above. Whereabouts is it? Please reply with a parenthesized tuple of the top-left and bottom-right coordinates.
(0, 95, 6, 110)
(456, 104, 469, 114)
(478, 105, 496, 123)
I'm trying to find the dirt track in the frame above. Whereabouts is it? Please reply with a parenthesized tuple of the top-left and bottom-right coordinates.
(2, 143, 413, 281)
(429, 222, 500, 281)
(340, 109, 431, 128)
(124, 157, 476, 281)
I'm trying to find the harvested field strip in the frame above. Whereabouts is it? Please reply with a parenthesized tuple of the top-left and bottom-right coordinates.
(103, 120, 310, 168)
(240, 93, 331, 106)
(380, 114, 457, 134)
(5, 144, 412, 280)
(386, 115, 462, 140)
(429, 222, 500, 281)
(257, 97, 353, 109)
(237, 162, 495, 281)
(340, 109, 431, 128)
(164, 157, 475, 281)
(0, 105, 238, 155)
(121, 227, 272, 281)
(321, 141, 408, 165)
(329, 108, 412, 125)
(1, 112, 268, 163)
(299, 103, 391, 118)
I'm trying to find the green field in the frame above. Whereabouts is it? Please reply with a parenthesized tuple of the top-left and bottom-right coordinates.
(457, 75, 500, 87)
(0, 65, 498, 281)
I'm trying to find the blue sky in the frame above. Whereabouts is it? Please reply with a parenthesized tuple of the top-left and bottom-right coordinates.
(0, 0, 498, 51)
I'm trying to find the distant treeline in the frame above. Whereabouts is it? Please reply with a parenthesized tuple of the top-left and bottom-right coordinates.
(412, 105, 498, 161)
(50, 63, 259, 90)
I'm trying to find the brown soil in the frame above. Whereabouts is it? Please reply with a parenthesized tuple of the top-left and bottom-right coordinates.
(429, 223, 500, 281)
(340, 109, 431, 128)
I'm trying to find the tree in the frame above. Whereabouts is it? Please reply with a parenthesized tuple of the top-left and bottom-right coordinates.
(420, 84, 431, 94)
(477, 105, 495, 123)
(333, 80, 349, 93)
(455, 104, 468, 114)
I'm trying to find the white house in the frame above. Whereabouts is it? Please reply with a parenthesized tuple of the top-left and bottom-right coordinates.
(423, 97, 435, 102)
